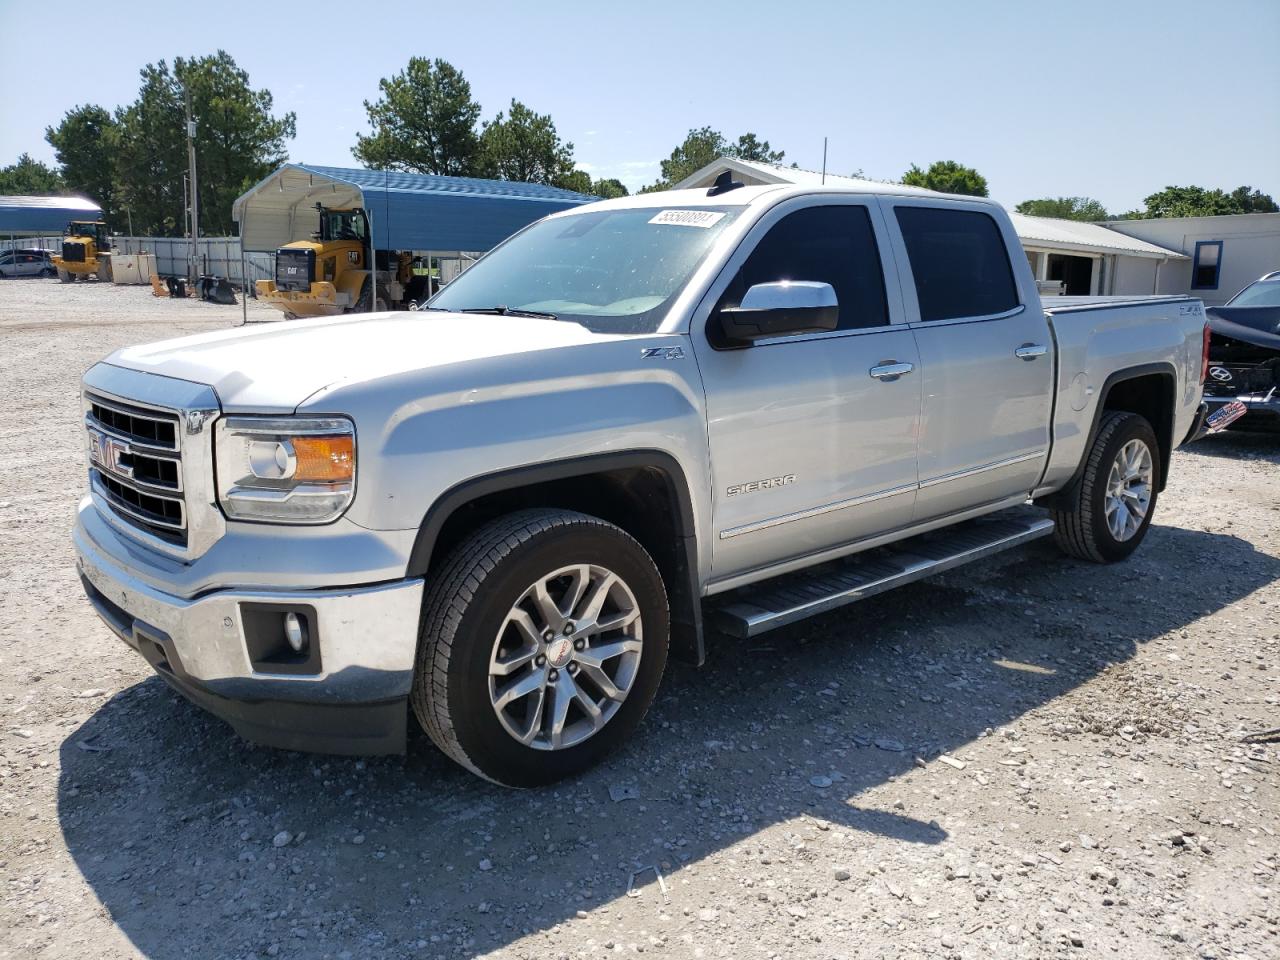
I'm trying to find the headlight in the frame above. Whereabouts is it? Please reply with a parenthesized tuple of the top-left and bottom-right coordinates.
(215, 417, 355, 523)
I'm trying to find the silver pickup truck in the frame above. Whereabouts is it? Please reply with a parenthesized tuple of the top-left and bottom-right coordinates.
(74, 179, 1209, 785)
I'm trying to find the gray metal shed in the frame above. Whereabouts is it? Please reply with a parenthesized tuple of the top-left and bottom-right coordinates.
(232, 164, 596, 254)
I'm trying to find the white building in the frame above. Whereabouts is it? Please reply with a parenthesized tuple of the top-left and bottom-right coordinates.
(672, 158, 1279, 303)
(1100, 213, 1280, 306)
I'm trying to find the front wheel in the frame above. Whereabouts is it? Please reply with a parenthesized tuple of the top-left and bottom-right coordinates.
(1052, 410, 1160, 563)
(412, 509, 669, 787)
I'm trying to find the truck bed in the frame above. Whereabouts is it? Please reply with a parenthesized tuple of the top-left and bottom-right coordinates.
(1043, 294, 1197, 314)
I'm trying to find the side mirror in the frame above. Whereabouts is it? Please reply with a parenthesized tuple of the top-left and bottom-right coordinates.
(714, 281, 838, 346)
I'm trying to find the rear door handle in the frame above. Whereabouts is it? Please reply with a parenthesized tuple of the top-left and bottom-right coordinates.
(1015, 343, 1047, 361)
(869, 361, 914, 381)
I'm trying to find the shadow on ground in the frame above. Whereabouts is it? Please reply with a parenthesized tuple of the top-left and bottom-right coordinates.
(1187, 428, 1280, 463)
(58, 524, 1280, 958)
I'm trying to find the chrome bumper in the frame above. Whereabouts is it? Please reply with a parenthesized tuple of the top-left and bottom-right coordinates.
(74, 505, 424, 754)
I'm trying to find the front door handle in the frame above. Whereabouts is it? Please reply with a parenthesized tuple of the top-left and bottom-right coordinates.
(869, 361, 914, 381)
(1015, 343, 1047, 361)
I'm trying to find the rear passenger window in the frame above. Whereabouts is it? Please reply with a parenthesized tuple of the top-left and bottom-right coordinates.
(728, 205, 889, 331)
(895, 207, 1019, 322)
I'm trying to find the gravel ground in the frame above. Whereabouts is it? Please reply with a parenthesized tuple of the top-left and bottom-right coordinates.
(1, 278, 1277, 960)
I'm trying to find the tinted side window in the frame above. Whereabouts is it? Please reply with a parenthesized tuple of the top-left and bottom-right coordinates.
(895, 207, 1019, 322)
(727, 205, 889, 331)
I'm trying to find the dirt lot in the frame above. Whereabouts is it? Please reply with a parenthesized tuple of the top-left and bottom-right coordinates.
(1, 278, 1277, 960)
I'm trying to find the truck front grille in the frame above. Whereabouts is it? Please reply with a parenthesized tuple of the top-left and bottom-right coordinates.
(62, 241, 86, 263)
(275, 248, 315, 292)
(85, 392, 187, 546)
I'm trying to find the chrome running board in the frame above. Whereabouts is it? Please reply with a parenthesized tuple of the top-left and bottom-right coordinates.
(706, 507, 1055, 638)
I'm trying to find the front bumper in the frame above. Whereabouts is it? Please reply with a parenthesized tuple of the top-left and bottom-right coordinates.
(74, 508, 424, 755)
(1204, 391, 1280, 433)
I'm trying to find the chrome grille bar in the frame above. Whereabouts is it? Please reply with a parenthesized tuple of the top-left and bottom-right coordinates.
(86, 393, 180, 451)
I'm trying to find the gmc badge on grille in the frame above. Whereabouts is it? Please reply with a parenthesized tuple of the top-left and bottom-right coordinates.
(89, 428, 133, 479)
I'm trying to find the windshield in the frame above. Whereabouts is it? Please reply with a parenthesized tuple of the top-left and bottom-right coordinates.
(1228, 278, 1280, 307)
(321, 210, 366, 243)
(427, 206, 744, 334)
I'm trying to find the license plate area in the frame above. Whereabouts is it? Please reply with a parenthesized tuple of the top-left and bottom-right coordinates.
(1205, 400, 1248, 434)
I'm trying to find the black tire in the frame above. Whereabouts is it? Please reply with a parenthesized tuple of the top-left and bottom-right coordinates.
(412, 509, 669, 787)
(352, 276, 372, 312)
(1051, 411, 1160, 563)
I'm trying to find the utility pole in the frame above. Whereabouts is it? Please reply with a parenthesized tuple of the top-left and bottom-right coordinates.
(184, 84, 199, 282)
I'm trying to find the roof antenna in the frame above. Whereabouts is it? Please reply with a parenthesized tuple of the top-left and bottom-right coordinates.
(707, 169, 744, 197)
(821, 137, 828, 185)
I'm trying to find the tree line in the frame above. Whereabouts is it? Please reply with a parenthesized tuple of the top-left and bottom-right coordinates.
(1, 51, 1274, 236)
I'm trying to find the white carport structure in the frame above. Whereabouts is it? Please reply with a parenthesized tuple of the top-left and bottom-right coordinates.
(673, 158, 1186, 296)
(232, 163, 596, 256)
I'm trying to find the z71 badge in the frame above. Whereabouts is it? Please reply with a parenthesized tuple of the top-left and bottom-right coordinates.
(641, 346, 685, 360)
(726, 475, 796, 496)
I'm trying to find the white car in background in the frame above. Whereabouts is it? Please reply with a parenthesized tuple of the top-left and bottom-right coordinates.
(0, 248, 56, 278)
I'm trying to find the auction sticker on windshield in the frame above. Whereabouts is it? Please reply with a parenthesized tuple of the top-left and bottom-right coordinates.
(649, 210, 727, 228)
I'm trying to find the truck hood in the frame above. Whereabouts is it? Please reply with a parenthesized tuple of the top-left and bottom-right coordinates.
(106, 311, 630, 413)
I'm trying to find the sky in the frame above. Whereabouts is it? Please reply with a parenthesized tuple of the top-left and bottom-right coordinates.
(1, 0, 1277, 213)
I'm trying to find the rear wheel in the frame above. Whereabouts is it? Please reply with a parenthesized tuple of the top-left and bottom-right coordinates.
(1052, 411, 1160, 563)
(58, 269, 73, 283)
(412, 509, 669, 787)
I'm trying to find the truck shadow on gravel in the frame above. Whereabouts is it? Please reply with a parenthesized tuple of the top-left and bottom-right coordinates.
(1187, 430, 1280, 464)
(57, 524, 1280, 959)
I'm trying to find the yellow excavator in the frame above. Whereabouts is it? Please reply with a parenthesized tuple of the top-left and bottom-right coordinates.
(52, 220, 112, 282)
(256, 205, 420, 318)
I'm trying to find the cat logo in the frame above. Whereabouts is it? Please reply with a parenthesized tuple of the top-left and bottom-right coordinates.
(348, 251, 360, 264)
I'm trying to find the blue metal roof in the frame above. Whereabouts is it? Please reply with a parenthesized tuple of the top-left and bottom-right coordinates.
(233, 164, 597, 253)
(0, 195, 102, 235)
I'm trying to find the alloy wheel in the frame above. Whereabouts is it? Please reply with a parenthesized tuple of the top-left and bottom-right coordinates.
(1104, 439, 1153, 542)
(488, 564, 643, 750)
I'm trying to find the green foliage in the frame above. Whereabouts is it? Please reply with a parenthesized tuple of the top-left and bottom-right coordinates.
(109, 51, 294, 236)
(0, 153, 63, 195)
(644, 127, 787, 191)
(554, 169, 593, 194)
(731, 133, 785, 165)
(1014, 196, 1110, 221)
(901, 160, 988, 197)
(354, 58, 483, 176)
(554, 171, 631, 198)
(45, 105, 119, 222)
(480, 100, 576, 185)
(1126, 184, 1279, 219)
(1229, 185, 1278, 214)
(590, 177, 629, 199)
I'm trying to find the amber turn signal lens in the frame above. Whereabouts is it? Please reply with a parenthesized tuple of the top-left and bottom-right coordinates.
(291, 435, 354, 483)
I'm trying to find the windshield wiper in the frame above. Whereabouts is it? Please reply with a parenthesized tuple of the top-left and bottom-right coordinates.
(459, 305, 559, 321)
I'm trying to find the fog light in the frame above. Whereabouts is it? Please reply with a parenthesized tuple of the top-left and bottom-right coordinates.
(283, 612, 308, 653)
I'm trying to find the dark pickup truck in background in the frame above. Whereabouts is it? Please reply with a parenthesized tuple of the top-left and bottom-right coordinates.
(1204, 270, 1280, 432)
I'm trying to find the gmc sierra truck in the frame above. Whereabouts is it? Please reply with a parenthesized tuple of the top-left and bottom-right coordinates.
(74, 177, 1210, 786)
